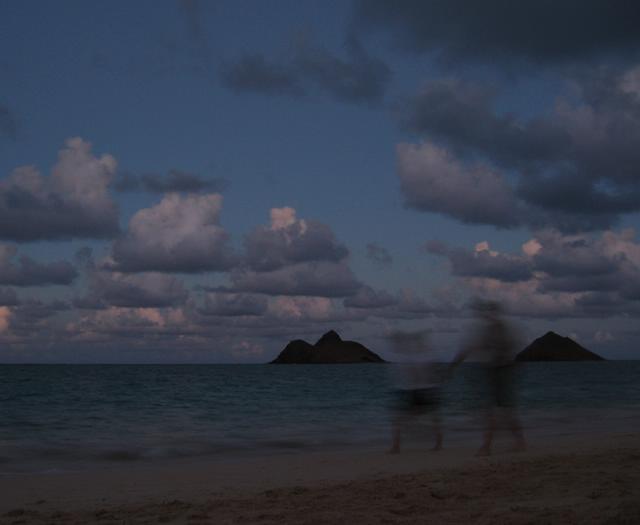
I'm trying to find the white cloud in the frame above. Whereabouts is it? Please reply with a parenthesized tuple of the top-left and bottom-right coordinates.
(0, 138, 119, 240)
(244, 207, 347, 271)
(397, 141, 519, 227)
(522, 238, 542, 257)
(111, 192, 233, 273)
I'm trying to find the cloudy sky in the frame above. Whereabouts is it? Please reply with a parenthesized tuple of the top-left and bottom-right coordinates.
(1, 0, 640, 362)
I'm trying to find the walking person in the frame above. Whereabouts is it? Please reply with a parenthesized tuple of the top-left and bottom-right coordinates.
(451, 301, 526, 456)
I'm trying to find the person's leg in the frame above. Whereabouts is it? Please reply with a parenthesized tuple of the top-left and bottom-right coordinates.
(431, 412, 443, 451)
(507, 409, 526, 452)
(389, 418, 401, 453)
(476, 409, 495, 456)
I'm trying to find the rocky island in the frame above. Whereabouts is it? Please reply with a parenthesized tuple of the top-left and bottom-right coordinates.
(516, 331, 605, 361)
(270, 330, 386, 364)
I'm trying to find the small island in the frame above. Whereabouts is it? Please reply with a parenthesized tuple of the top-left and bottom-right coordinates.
(270, 330, 386, 364)
(516, 331, 605, 362)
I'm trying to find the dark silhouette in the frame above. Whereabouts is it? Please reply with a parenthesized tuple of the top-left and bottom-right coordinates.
(387, 331, 443, 454)
(517, 331, 605, 361)
(270, 330, 386, 364)
(451, 301, 526, 456)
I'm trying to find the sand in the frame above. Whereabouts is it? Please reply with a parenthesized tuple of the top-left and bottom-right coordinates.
(1, 432, 639, 524)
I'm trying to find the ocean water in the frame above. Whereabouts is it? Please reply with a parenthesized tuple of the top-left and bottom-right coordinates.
(1, 363, 639, 472)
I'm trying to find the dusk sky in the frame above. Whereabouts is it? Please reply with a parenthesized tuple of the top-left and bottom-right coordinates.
(2, 0, 640, 362)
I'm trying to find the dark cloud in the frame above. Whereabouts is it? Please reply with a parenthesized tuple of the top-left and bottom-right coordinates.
(221, 37, 390, 105)
(220, 54, 304, 96)
(0, 104, 17, 141)
(0, 287, 19, 306)
(365, 242, 393, 266)
(0, 138, 120, 241)
(343, 287, 448, 319)
(115, 169, 228, 194)
(573, 291, 635, 317)
(110, 192, 234, 273)
(401, 79, 567, 168)
(0, 245, 77, 286)
(444, 229, 640, 318)
(244, 207, 348, 272)
(13, 299, 69, 320)
(396, 141, 520, 227)
(343, 285, 396, 308)
(231, 261, 361, 297)
(295, 36, 391, 104)
(354, 0, 640, 65)
(532, 236, 616, 278)
(232, 208, 360, 297)
(425, 240, 532, 282)
(530, 230, 636, 295)
(77, 270, 189, 309)
(398, 68, 640, 231)
(4, 299, 70, 339)
(199, 292, 268, 317)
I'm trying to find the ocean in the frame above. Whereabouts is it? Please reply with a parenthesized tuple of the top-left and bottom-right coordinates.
(1, 362, 639, 472)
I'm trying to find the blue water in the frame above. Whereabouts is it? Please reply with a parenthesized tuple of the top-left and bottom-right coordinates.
(1, 363, 639, 471)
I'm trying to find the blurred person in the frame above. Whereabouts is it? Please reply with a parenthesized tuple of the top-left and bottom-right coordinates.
(451, 301, 526, 456)
(388, 331, 444, 454)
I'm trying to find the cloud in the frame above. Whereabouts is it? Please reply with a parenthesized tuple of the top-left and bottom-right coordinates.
(199, 292, 268, 317)
(0, 287, 18, 306)
(0, 104, 17, 141)
(0, 244, 77, 286)
(354, 0, 640, 65)
(294, 36, 391, 105)
(343, 285, 396, 308)
(115, 170, 228, 194)
(397, 141, 519, 227)
(268, 296, 334, 321)
(231, 261, 361, 297)
(401, 79, 566, 168)
(365, 242, 393, 266)
(76, 270, 189, 309)
(220, 37, 390, 105)
(69, 306, 190, 340)
(425, 240, 532, 282)
(341, 286, 455, 320)
(1, 299, 70, 341)
(441, 228, 640, 318)
(110, 192, 233, 273)
(231, 207, 359, 297)
(243, 207, 349, 272)
(0, 138, 119, 241)
(220, 54, 304, 96)
(399, 68, 640, 231)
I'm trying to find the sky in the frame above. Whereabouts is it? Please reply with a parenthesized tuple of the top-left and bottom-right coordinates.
(1, 0, 640, 362)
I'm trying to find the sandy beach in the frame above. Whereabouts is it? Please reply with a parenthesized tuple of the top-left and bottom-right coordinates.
(1, 432, 639, 524)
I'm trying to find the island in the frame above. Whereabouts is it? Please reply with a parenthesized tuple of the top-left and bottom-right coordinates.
(270, 330, 386, 364)
(516, 331, 605, 361)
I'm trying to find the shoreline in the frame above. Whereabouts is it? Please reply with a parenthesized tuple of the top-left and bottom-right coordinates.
(2, 431, 639, 523)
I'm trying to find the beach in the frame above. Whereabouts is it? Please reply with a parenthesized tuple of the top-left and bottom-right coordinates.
(2, 432, 639, 524)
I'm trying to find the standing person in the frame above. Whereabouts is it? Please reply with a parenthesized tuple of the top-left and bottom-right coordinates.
(388, 331, 444, 454)
(451, 301, 526, 456)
